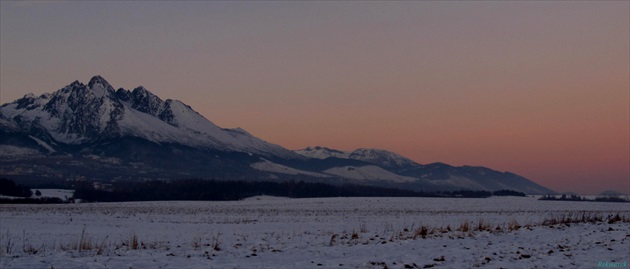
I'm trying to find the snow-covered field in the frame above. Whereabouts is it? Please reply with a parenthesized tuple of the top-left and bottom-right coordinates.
(33, 189, 75, 200)
(1, 196, 628, 268)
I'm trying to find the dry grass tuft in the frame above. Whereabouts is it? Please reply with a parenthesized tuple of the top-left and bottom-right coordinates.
(475, 219, 491, 232)
(507, 220, 521, 231)
(212, 233, 221, 251)
(122, 233, 140, 250)
(456, 221, 470, 233)
(413, 226, 428, 239)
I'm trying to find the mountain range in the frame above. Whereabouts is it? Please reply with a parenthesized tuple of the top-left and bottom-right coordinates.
(0, 76, 554, 194)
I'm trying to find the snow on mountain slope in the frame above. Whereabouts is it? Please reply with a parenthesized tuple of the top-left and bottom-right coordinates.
(116, 104, 198, 145)
(251, 159, 328, 177)
(0, 114, 21, 131)
(0, 145, 42, 158)
(28, 136, 55, 153)
(295, 147, 419, 169)
(294, 146, 350, 159)
(348, 148, 419, 169)
(323, 165, 417, 183)
(1, 77, 124, 144)
(0, 76, 298, 159)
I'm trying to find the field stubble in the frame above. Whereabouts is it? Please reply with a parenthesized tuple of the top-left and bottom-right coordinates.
(1, 196, 628, 268)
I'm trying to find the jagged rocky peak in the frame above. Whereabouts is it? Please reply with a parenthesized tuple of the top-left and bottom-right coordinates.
(131, 86, 164, 105)
(84, 75, 116, 99)
(128, 86, 166, 116)
(67, 80, 83, 88)
(87, 75, 113, 89)
(349, 148, 419, 168)
(115, 88, 132, 102)
(15, 93, 43, 110)
(132, 86, 150, 96)
(47, 75, 114, 102)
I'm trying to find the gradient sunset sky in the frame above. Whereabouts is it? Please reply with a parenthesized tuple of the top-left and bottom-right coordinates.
(1, 1, 628, 194)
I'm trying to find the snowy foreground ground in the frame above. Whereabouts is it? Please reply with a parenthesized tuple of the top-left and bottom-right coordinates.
(1, 196, 628, 269)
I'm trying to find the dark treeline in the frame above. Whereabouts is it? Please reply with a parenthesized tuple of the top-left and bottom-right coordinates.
(73, 179, 497, 202)
(492, 189, 527, 197)
(539, 194, 629, 203)
(0, 178, 33, 197)
(0, 197, 65, 204)
(540, 194, 584, 201)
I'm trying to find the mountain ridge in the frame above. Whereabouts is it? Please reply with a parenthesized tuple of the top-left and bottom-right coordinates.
(0, 76, 555, 194)
(1, 75, 298, 159)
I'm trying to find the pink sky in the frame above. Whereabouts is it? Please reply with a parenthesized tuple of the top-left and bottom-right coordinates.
(1, 2, 628, 194)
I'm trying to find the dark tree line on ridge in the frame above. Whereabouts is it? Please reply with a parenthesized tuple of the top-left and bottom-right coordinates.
(0, 178, 529, 203)
(72, 179, 523, 202)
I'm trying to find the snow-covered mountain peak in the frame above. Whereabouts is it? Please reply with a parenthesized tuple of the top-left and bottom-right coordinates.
(294, 146, 349, 159)
(130, 86, 159, 102)
(67, 80, 82, 88)
(348, 148, 419, 169)
(131, 87, 148, 99)
(87, 76, 116, 99)
(0, 75, 300, 159)
(87, 75, 113, 89)
(122, 86, 167, 118)
(12, 92, 49, 111)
